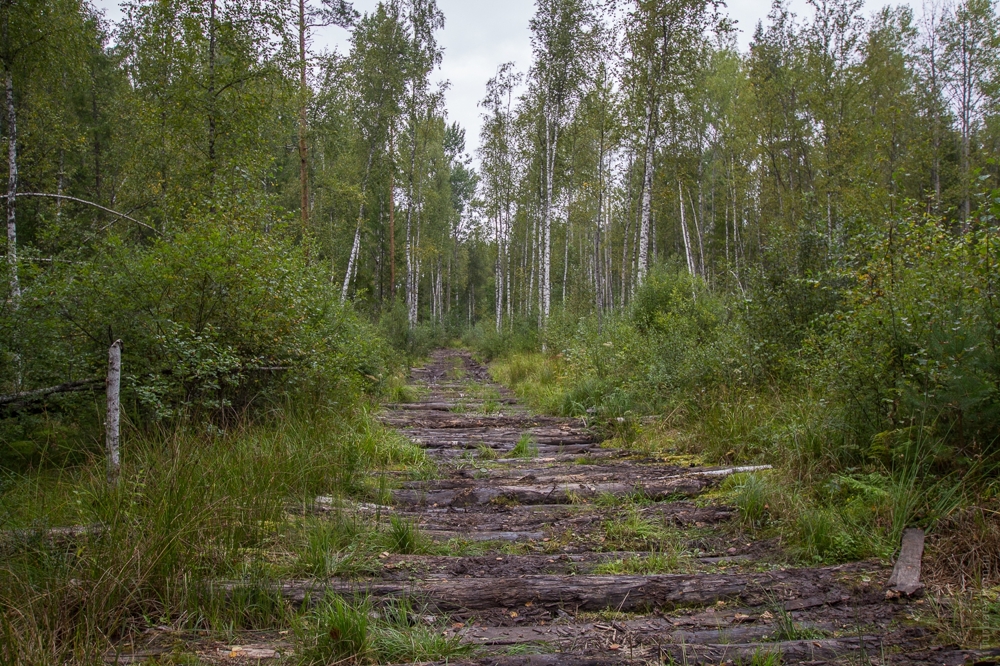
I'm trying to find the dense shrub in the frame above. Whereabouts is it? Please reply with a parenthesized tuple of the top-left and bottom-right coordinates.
(0, 217, 394, 464)
(813, 214, 1000, 461)
(475, 197, 1000, 476)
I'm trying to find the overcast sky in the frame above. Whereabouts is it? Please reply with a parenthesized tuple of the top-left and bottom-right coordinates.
(92, 0, 913, 157)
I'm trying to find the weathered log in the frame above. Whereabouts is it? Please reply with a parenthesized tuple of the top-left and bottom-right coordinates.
(431, 647, 1000, 666)
(432, 656, 614, 666)
(391, 477, 709, 507)
(245, 564, 878, 612)
(453, 618, 830, 648)
(887, 527, 925, 597)
(425, 530, 544, 542)
(387, 402, 462, 411)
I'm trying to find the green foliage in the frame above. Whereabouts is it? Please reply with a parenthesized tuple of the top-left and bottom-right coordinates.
(297, 595, 371, 664)
(507, 433, 539, 459)
(383, 516, 428, 555)
(295, 595, 469, 665)
(0, 408, 424, 661)
(723, 472, 776, 530)
(813, 214, 1000, 461)
(1, 220, 395, 465)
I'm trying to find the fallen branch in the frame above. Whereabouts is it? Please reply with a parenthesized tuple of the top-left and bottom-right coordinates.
(0, 379, 102, 406)
(695, 465, 773, 477)
(1, 193, 159, 234)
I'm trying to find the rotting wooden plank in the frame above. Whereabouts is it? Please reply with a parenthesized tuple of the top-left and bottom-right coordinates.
(887, 527, 925, 597)
(424, 530, 544, 542)
(391, 477, 710, 507)
(236, 564, 880, 612)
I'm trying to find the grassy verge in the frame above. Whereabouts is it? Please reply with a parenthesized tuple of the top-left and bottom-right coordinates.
(0, 403, 447, 663)
(486, 348, 1000, 646)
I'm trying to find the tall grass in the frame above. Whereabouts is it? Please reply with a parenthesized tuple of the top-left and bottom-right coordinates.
(0, 404, 426, 663)
(296, 595, 470, 665)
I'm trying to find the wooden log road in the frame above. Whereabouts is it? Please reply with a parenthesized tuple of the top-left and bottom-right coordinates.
(348, 350, 989, 665)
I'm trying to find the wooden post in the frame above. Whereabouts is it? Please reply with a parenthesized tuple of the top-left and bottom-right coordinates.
(887, 528, 925, 598)
(106, 340, 122, 486)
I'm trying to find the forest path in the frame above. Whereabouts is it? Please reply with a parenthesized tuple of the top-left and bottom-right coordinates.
(370, 349, 993, 665)
(111, 350, 998, 664)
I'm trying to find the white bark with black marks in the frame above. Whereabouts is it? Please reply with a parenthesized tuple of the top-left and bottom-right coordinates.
(106, 340, 123, 486)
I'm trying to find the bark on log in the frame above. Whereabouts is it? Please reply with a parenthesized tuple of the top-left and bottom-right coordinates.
(392, 477, 709, 507)
(245, 564, 879, 612)
(424, 530, 544, 542)
(887, 527, 925, 597)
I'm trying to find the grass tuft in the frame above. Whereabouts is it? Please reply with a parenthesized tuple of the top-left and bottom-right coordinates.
(507, 434, 538, 459)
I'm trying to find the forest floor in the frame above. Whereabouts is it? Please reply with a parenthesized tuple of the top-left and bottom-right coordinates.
(112, 349, 1000, 665)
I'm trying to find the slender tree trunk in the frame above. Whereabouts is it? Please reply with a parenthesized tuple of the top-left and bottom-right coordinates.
(621, 210, 631, 307)
(541, 114, 556, 322)
(528, 211, 537, 318)
(5, 67, 19, 302)
(495, 214, 503, 332)
(638, 93, 655, 287)
(341, 145, 375, 302)
(297, 0, 310, 235)
(562, 215, 569, 305)
(435, 257, 443, 323)
(106, 340, 123, 486)
(409, 198, 422, 327)
(689, 185, 705, 277)
(389, 129, 396, 298)
(207, 0, 217, 209)
(679, 182, 695, 276)
(405, 109, 419, 327)
(595, 124, 605, 327)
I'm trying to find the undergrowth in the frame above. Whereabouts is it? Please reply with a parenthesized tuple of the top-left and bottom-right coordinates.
(0, 404, 429, 663)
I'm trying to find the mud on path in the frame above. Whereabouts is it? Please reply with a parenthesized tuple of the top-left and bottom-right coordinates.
(363, 349, 996, 665)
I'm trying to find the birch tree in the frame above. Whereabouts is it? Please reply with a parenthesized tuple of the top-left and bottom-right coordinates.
(942, 0, 999, 222)
(480, 63, 522, 331)
(341, 2, 407, 301)
(293, 0, 357, 234)
(402, 0, 444, 326)
(623, 0, 719, 285)
(528, 0, 597, 322)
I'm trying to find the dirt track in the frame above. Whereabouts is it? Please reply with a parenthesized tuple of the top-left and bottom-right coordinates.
(368, 349, 999, 665)
(107, 349, 1000, 664)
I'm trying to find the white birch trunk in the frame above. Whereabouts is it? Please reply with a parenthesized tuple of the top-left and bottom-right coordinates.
(528, 212, 537, 318)
(637, 80, 655, 288)
(679, 182, 696, 276)
(408, 213, 421, 326)
(435, 258, 442, 323)
(495, 214, 504, 332)
(341, 222, 362, 301)
(562, 215, 569, 305)
(541, 114, 557, 321)
(595, 133, 604, 321)
(405, 124, 418, 328)
(106, 340, 123, 486)
(6, 69, 19, 302)
(689, 185, 705, 277)
(341, 145, 376, 302)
